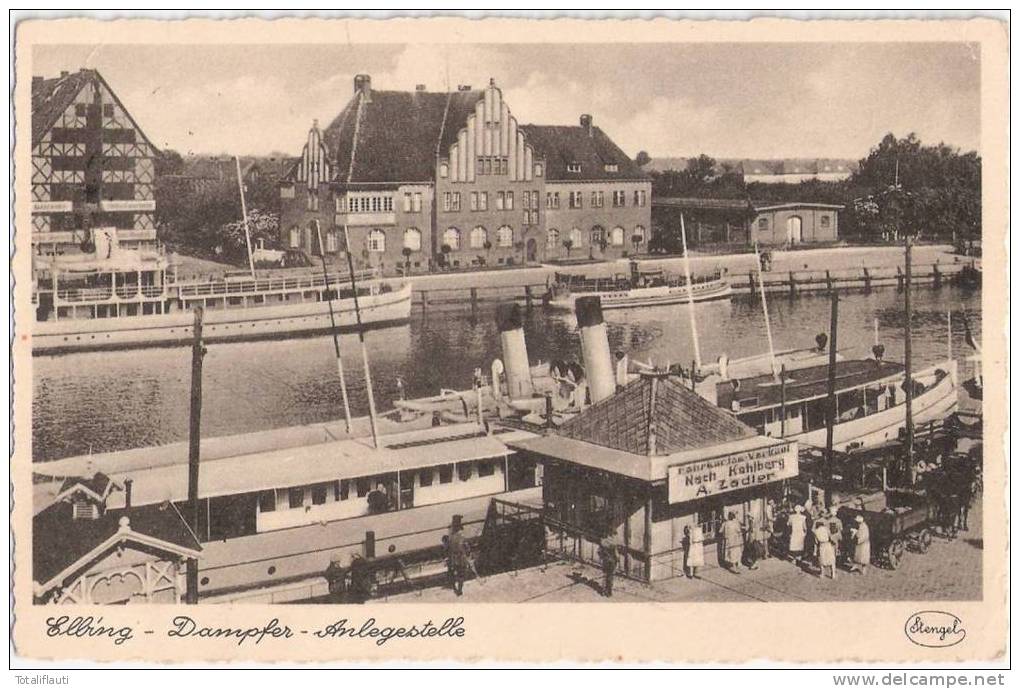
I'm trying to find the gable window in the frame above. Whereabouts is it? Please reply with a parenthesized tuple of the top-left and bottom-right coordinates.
(470, 226, 488, 250)
(547, 228, 560, 249)
(567, 162, 581, 173)
(496, 225, 514, 248)
(610, 226, 625, 246)
(367, 229, 386, 253)
(535, 163, 544, 177)
(443, 227, 461, 251)
(439, 163, 449, 178)
(307, 191, 319, 212)
(403, 228, 422, 252)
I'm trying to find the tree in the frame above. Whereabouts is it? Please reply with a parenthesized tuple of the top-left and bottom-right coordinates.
(634, 150, 651, 167)
(220, 209, 280, 263)
(562, 238, 574, 258)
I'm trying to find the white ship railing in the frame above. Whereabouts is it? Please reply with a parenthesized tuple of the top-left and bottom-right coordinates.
(175, 270, 377, 298)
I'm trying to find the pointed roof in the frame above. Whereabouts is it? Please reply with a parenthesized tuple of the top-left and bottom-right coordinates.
(559, 373, 757, 457)
(31, 69, 158, 151)
(323, 88, 485, 185)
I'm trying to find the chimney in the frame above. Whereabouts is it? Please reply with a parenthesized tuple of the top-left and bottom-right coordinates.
(496, 303, 534, 400)
(124, 478, 133, 509)
(354, 74, 372, 102)
(415, 84, 427, 92)
(60, 70, 69, 78)
(580, 114, 593, 137)
(574, 296, 615, 404)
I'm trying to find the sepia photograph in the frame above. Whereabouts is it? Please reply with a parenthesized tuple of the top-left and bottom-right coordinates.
(9, 13, 1009, 668)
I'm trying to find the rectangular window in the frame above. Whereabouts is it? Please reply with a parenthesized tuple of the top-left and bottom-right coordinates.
(546, 192, 554, 209)
(312, 483, 328, 505)
(438, 464, 454, 484)
(470, 192, 479, 211)
(443, 192, 452, 212)
(403, 193, 412, 212)
(451, 192, 461, 211)
(496, 192, 505, 210)
(288, 487, 304, 509)
(478, 192, 488, 211)
(258, 490, 276, 513)
(505, 192, 514, 210)
(567, 163, 581, 173)
(384, 196, 393, 212)
(820, 215, 831, 228)
(477, 158, 485, 175)
(457, 462, 474, 482)
(523, 192, 531, 210)
(75, 103, 87, 117)
(339, 480, 351, 501)
(604, 163, 619, 173)
(532, 191, 539, 210)
(325, 231, 338, 253)
(356, 478, 371, 497)
(484, 158, 493, 175)
(307, 192, 319, 212)
(280, 185, 295, 199)
(569, 191, 583, 209)
(478, 460, 496, 477)
(413, 192, 422, 212)
(420, 469, 434, 487)
(758, 217, 769, 231)
(500, 159, 509, 175)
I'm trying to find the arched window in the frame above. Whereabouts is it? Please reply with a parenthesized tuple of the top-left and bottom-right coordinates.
(367, 229, 386, 253)
(590, 225, 606, 246)
(439, 162, 449, 178)
(569, 227, 584, 247)
(443, 227, 461, 250)
(403, 228, 422, 252)
(610, 226, 625, 246)
(470, 226, 488, 250)
(546, 227, 560, 249)
(496, 225, 514, 248)
(288, 226, 301, 249)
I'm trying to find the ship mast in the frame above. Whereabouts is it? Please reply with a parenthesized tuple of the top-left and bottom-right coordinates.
(235, 156, 257, 280)
(679, 214, 702, 372)
(314, 220, 354, 435)
(753, 242, 779, 377)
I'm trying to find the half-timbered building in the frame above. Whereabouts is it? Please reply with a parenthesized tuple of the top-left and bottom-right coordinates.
(31, 69, 159, 255)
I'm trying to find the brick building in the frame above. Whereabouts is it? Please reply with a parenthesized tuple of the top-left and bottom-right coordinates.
(278, 75, 650, 275)
(31, 69, 159, 255)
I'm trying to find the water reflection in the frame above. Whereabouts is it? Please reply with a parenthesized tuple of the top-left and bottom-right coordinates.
(33, 286, 981, 461)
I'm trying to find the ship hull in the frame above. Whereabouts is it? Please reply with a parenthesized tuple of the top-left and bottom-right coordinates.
(548, 280, 731, 310)
(32, 283, 413, 355)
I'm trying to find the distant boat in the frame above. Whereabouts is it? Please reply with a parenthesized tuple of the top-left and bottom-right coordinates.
(31, 231, 411, 355)
(546, 264, 731, 310)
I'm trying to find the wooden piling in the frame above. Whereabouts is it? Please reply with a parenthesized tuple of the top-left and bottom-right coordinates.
(788, 271, 796, 297)
(470, 287, 478, 313)
(748, 270, 756, 298)
(932, 263, 942, 288)
(863, 267, 872, 292)
(185, 308, 206, 604)
(825, 270, 833, 294)
(896, 266, 904, 291)
(525, 285, 533, 310)
(421, 291, 428, 314)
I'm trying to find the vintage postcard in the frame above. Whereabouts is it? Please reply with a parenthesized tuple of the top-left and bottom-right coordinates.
(10, 15, 1009, 664)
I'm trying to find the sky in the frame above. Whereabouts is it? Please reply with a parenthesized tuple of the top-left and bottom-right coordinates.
(33, 42, 981, 161)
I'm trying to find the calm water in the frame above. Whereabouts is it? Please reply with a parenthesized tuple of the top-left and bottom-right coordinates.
(32, 286, 982, 462)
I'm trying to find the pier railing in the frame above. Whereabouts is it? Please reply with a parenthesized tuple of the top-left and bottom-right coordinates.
(174, 269, 377, 298)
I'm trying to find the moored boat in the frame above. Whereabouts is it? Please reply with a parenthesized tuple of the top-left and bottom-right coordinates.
(31, 228, 412, 354)
(545, 260, 731, 310)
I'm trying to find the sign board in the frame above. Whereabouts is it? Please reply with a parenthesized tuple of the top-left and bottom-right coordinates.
(31, 201, 73, 214)
(667, 441, 798, 503)
(99, 199, 156, 212)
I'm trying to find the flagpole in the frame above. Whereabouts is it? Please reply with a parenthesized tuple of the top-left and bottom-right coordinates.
(315, 220, 353, 434)
(679, 214, 702, 372)
(753, 242, 779, 377)
(235, 156, 256, 280)
(341, 224, 380, 449)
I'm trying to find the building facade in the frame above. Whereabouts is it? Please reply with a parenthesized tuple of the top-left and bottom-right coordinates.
(749, 202, 841, 245)
(278, 76, 651, 275)
(31, 69, 159, 255)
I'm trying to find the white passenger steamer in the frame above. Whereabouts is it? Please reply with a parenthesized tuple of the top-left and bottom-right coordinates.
(31, 228, 412, 355)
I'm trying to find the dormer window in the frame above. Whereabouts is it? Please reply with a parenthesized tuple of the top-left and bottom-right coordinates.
(604, 163, 619, 173)
(439, 162, 449, 179)
(567, 163, 581, 173)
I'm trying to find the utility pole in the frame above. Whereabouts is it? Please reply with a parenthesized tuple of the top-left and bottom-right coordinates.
(824, 291, 838, 509)
(186, 307, 206, 604)
(904, 235, 915, 484)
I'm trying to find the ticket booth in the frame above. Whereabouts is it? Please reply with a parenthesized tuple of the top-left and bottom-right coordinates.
(510, 371, 799, 581)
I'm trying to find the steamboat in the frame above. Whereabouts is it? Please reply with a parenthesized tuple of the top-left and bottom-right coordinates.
(545, 264, 731, 310)
(30, 228, 412, 355)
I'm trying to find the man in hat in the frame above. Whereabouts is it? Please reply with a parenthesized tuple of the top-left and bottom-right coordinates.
(598, 533, 619, 597)
(446, 523, 471, 596)
(787, 504, 808, 566)
(850, 515, 871, 575)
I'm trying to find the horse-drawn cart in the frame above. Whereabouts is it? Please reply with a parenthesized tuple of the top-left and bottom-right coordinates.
(838, 491, 936, 570)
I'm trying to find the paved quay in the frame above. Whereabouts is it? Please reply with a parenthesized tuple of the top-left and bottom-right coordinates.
(382, 498, 982, 604)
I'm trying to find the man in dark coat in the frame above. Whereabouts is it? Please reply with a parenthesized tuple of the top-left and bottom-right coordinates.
(447, 524, 471, 596)
(598, 535, 619, 597)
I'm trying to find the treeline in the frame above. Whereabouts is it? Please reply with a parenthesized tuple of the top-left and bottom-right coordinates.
(648, 133, 981, 244)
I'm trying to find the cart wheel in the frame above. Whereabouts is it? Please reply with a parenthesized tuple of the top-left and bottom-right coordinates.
(887, 539, 905, 569)
(918, 529, 933, 554)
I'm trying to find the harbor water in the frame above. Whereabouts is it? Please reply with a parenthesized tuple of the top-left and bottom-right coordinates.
(32, 286, 982, 462)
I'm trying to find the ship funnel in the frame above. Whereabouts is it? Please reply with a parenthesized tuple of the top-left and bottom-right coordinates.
(575, 296, 615, 404)
(496, 303, 533, 399)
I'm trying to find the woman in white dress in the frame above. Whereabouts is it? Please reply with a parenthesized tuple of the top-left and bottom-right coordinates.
(683, 523, 704, 579)
(814, 519, 837, 579)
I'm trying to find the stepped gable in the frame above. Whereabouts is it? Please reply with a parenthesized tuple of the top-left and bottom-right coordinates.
(324, 88, 485, 185)
(559, 373, 757, 457)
